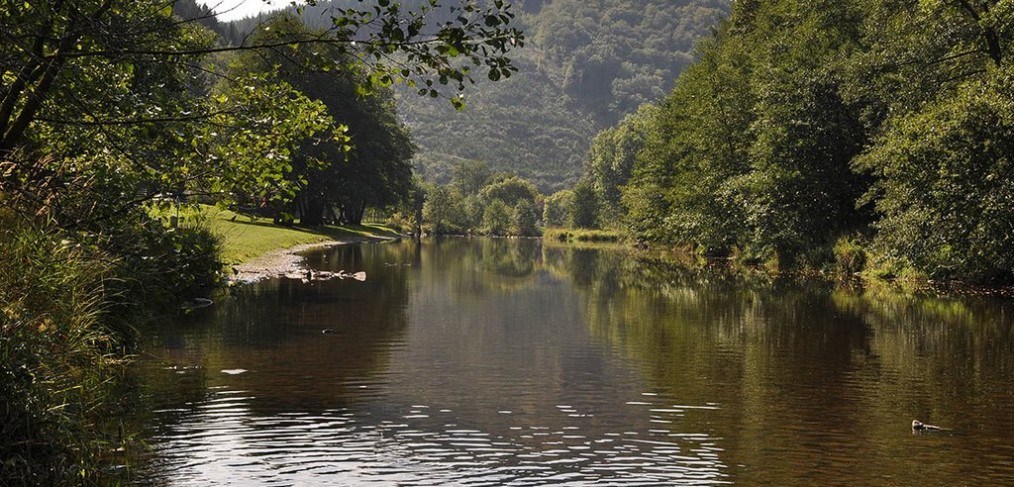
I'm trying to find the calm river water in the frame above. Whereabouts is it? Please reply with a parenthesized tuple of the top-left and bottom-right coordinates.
(130, 238, 1014, 486)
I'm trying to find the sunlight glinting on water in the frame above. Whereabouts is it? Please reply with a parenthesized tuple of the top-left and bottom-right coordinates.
(142, 384, 728, 486)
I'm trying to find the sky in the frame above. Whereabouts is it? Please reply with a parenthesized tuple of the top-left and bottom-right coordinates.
(197, 0, 283, 22)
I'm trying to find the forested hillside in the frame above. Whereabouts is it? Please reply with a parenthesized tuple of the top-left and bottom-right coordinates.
(400, 56, 598, 190)
(532, 0, 729, 124)
(402, 0, 729, 191)
(232, 0, 729, 191)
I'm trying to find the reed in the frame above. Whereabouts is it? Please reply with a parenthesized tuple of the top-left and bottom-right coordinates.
(0, 213, 125, 485)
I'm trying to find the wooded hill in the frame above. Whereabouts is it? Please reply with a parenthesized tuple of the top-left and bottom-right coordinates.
(225, 0, 730, 192)
(402, 0, 729, 192)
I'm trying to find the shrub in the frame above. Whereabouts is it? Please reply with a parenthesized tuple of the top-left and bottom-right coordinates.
(482, 199, 511, 236)
(833, 235, 868, 275)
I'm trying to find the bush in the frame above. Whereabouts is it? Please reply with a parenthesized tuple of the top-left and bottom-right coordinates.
(104, 215, 224, 313)
(833, 235, 868, 275)
(0, 208, 224, 484)
(482, 199, 511, 236)
(511, 200, 539, 237)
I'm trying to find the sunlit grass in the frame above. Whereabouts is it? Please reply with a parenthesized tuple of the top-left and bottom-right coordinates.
(543, 227, 625, 247)
(200, 207, 402, 265)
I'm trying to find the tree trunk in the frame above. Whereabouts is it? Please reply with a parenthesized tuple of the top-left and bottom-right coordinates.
(300, 194, 325, 227)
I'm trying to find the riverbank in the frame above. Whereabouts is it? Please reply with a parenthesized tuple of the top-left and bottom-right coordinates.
(205, 208, 402, 282)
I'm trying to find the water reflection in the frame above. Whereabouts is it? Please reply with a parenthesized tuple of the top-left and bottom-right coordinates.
(131, 239, 1014, 486)
(550, 248, 1014, 486)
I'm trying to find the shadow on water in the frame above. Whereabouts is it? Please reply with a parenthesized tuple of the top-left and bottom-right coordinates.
(126, 238, 1014, 486)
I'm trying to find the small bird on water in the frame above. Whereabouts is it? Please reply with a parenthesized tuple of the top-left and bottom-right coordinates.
(912, 419, 946, 432)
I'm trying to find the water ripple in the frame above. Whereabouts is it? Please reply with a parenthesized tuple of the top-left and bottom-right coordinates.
(137, 391, 728, 486)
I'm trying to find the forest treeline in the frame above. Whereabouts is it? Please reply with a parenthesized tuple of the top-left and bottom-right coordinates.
(397, 0, 729, 191)
(228, 0, 727, 192)
(571, 0, 1014, 284)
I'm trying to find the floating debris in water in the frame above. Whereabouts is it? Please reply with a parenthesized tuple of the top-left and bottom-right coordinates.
(912, 419, 950, 433)
(180, 297, 214, 311)
(220, 369, 248, 375)
(282, 269, 366, 283)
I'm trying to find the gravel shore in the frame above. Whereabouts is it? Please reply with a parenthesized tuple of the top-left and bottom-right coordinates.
(229, 240, 343, 283)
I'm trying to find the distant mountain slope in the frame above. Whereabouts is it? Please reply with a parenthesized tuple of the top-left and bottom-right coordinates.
(403, 0, 729, 192)
(531, 0, 730, 125)
(397, 56, 597, 190)
(224, 0, 729, 192)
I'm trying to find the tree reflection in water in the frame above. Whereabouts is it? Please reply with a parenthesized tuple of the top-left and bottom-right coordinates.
(132, 238, 1014, 486)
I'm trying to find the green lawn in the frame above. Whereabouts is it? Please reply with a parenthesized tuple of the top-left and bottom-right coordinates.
(200, 207, 401, 265)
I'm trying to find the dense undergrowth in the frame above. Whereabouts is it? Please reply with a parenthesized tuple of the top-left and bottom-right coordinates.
(0, 211, 223, 485)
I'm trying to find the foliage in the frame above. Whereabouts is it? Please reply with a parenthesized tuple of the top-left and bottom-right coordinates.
(226, 0, 525, 102)
(621, 25, 755, 250)
(511, 199, 539, 236)
(422, 183, 461, 234)
(0, 208, 226, 484)
(451, 159, 495, 194)
(543, 189, 574, 228)
(832, 235, 868, 276)
(419, 170, 544, 236)
(479, 175, 542, 208)
(599, 0, 1014, 282)
(855, 68, 1014, 283)
(0, 217, 116, 485)
(1, 0, 523, 216)
(586, 104, 656, 223)
(570, 179, 598, 229)
(482, 198, 512, 236)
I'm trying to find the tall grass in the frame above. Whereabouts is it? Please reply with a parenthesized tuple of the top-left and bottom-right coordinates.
(0, 214, 126, 484)
(0, 209, 225, 484)
(543, 227, 623, 244)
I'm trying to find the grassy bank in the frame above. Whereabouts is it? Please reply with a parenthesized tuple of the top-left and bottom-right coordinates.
(187, 207, 402, 266)
(543, 227, 625, 245)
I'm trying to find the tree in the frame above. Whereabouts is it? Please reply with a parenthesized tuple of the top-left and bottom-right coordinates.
(227, 15, 418, 226)
(422, 183, 458, 234)
(726, 1, 871, 264)
(451, 159, 494, 195)
(478, 175, 541, 208)
(621, 22, 755, 250)
(482, 198, 511, 236)
(511, 199, 539, 236)
(855, 68, 1014, 282)
(586, 104, 656, 223)
(543, 189, 574, 227)
(608, 0, 1014, 280)
(1, 0, 523, 222)
(570, 180, 598, 229)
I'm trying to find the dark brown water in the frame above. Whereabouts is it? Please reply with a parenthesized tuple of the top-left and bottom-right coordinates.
(131, 238, 1014, 486)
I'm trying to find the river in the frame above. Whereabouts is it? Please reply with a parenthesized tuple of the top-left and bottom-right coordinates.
(128, 237, 1014, 486)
